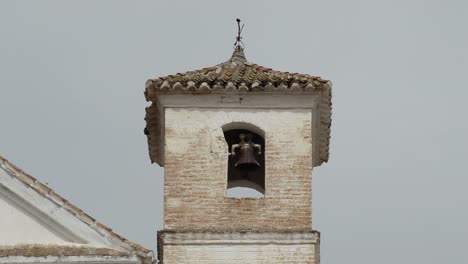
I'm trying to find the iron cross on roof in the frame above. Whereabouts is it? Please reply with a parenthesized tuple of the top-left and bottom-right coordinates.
(234, 18, 245, 51)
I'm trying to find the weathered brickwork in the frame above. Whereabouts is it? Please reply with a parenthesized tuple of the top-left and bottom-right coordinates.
(164, 108, 314, 231)
(147, 49, 331, 263)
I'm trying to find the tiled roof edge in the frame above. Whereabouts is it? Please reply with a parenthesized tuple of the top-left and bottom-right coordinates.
(144, 61, 329, 102)
(0, 155, 153, 259)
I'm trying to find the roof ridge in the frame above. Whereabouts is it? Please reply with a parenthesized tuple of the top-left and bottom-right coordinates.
(0, 154, 152, 257)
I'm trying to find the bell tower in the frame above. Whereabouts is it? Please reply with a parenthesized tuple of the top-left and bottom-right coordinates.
(144, 23, 332, 264)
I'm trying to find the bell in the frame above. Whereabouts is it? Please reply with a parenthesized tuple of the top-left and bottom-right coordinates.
(236, 144, 260, 170)
(230, 133, 262, 171)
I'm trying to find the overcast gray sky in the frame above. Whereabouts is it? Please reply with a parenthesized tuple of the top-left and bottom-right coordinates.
(1, 1, 467, 263)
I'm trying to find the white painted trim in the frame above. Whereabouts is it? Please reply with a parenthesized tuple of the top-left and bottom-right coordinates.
(159, 93, 320, 109)
(0, 184, 85, 243)
(0, 168, 120, 250)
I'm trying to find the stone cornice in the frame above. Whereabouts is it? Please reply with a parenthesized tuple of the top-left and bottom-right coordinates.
(158, 230, 320, 245)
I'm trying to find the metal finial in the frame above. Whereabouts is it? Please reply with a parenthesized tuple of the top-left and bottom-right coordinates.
(234, 18, 245, 51)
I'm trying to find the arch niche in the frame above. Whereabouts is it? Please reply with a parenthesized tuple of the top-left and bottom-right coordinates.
(222, 122, 265, 198)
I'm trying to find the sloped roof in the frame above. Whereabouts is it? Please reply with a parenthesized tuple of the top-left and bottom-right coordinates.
(145, 49, 330, 95)
(0, 154, 152, 262)
(144, 49, 332, 166)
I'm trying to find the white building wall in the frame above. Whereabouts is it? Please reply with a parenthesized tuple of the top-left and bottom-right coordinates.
(158, 232, 320, 264)
(0, 195, 64, 244)
(163, 244, 317, 264)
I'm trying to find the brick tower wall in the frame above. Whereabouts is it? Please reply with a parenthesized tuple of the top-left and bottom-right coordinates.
(163, 108, 314, 231)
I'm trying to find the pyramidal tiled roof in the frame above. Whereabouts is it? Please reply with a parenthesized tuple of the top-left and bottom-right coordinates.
(144, 48, 332, 166)
(145, 48, 330, 95)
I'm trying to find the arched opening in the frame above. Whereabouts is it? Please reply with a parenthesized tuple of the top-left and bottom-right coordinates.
(223, 123, 265, 198)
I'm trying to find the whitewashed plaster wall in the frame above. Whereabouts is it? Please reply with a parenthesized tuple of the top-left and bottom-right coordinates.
(0, 164, 151, 263)
(159, 232, 320, 264)
(0, 194, 64, 244)
(163, 244, 317, 264)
